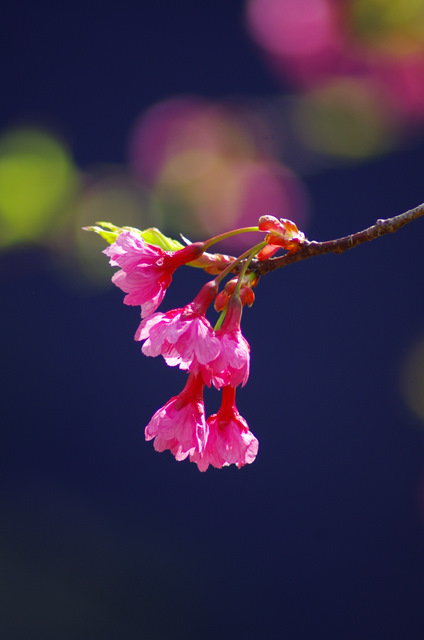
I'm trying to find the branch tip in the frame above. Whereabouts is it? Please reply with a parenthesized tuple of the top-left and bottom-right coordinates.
(251, 202, 424, 276)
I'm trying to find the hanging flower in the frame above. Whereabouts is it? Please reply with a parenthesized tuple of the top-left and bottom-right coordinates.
(191, 386, 258, 471)
(104, 230, 205, 317)
(196, 294, 250, 389)
(145, 373, 207, 461)
(135, 281, 221, 369)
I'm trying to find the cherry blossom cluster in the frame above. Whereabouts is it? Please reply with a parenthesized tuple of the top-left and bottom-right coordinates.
(87, 216, 305, 471)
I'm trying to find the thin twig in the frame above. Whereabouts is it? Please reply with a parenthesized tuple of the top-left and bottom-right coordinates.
(251, 202, 424, 276)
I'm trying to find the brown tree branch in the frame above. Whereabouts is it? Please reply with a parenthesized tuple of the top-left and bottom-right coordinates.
(251, 202, 424, 276)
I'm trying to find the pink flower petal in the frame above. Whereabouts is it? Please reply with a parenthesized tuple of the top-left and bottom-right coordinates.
(197, 295, 250, 388)
(145, 374, 207, 461)
(135, 282, 221, 371)
(191, 386, 258, 471)
(104, 231, 206, 318)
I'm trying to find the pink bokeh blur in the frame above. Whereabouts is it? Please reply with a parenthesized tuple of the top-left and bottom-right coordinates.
(128, 97, 308, 247)
(245, 0, 424, 141)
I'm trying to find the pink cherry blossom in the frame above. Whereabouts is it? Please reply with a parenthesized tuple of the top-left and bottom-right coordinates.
(135, 281, 221, 369)
(195, 294, 250, 388)
(145, 373, 206, 461)
(191, 386, 259, 471)
(104, 231, 204, 317)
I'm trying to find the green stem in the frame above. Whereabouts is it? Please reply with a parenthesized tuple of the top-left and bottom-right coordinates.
(214, 241, 266, 286)
(214, 308, 227, 331)
(202, 226, 260, 251)
(214, 241, 268, 331)
(234, 241, 266, 295)
(213, 240, 267, 329)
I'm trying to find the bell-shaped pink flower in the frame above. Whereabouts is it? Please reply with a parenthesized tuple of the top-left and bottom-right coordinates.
(135, 281, 221, 369)
(104, 231, 204, 317)
(191, 386, 258, 471)
(195, 294, 250, 389)
(145, 373, 206, 461)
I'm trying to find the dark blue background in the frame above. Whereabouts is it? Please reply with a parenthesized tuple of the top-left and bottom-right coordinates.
(2, 2, 424, 639)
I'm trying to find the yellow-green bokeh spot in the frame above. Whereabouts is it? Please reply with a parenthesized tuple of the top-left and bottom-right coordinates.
(294, 79, 398, 160)
(0, 128, 76, 246)
(349, 0, 424, 56)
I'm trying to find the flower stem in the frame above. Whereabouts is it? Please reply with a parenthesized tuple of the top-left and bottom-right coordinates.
(212, 241, 267, 329)
(214, 241, 267, 286)
(234, 241, 266, 295)
(214, 308, 227, 331)
(202, 226, 260, 251)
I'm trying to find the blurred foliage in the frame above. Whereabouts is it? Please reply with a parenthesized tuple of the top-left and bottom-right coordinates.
(0, 129, 77, 246)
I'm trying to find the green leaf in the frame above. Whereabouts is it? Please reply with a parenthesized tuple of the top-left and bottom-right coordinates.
(139, 227, 184, 251)
(83, 221, 186, 251)
(82, 224, 121, 244)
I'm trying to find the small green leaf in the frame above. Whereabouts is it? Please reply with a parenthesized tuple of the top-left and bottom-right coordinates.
(139, 227, 185, 251)
(82, 223, 122, 244)
(83, 221, 186, 251)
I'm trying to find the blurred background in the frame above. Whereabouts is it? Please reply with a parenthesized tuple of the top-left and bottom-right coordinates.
(2, 1, 424, 638)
